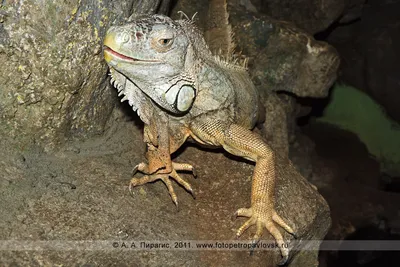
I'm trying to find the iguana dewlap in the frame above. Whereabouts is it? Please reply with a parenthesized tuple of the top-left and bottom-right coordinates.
(103, 14, 296, 264)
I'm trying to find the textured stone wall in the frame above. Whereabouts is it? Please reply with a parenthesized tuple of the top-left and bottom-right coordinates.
(0, 0, 166, 151)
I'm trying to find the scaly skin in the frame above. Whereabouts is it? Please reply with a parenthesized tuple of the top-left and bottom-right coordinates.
(103, 14, 296, 264)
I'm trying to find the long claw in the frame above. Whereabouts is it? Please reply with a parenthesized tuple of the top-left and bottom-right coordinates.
(132, 165, 139, 176)
(129, 176, 146, 197)
(189, 189, 196, 199)
(128, 182, 135, 197)
(231, 212, 238, 221)
(249, 239, 259, 256)
(278, 254, 289, 266)
(129, 177, 143, 195)
(192, 167, 197, 178)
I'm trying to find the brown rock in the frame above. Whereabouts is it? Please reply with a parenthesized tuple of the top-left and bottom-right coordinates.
(0, 0, 165, 151)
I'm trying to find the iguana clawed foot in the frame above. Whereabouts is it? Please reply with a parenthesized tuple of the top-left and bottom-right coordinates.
(130, 162, 196, 207)
(234, 206, 296, 265)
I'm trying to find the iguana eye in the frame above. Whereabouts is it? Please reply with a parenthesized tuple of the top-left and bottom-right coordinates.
(158, 38, 173, 46)
(151, 37, 174, 52)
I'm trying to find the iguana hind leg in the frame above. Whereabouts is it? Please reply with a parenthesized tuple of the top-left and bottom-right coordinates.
(190, 121, 295, 264)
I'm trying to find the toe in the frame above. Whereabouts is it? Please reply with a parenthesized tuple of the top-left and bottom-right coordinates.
(160, 176, 179, 207)
(252, 221, 264, 241)
(272, 211, 295, 235)
(130, 175, 158, 186)
(172, 162, 197, 178)
(170, 170, 194, 197)
(132, 162, 149, 175)
(129, 175, 158, 196)
(172, 162, 194, 171)
(235, 207, 252, 218)
(236, 217, 256, 237)
(265, 221, 289, 265)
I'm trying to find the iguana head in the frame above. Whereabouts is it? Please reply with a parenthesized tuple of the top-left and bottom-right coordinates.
(104, 14, 198, 114)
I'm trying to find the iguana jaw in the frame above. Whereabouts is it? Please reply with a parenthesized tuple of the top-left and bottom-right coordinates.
(104, 46, 159, 63)
(103, 32, 160, 64)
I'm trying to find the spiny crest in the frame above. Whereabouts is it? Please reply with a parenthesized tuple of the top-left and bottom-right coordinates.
(204, 0, 234, 58)
(211, 45, 249, 71)
(204, 0, 249, 71)
(109, 71, 124, 93)
(213, 52, 249, 71)
(109, 68, 152, 124)
(109, 68, 128, 102)
(177, 10, 198, 25)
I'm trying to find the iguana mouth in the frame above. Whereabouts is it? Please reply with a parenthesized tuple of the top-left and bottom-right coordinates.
(104, 46, 158, 63)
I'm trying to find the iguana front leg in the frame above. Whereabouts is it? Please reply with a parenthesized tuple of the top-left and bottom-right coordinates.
(190, 120, 296, 264)
(130, 113, 195, 206)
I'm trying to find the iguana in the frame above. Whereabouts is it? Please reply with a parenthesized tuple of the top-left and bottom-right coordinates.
(103, 14, 297, 264)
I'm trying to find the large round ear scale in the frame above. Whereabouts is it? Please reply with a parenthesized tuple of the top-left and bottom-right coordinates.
(175, 85, 196, 113)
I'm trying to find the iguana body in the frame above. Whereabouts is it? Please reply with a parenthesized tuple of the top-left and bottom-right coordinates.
(103, 14, 295, 264)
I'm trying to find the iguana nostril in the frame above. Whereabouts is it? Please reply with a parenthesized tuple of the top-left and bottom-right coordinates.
(135, 32, 143, 39)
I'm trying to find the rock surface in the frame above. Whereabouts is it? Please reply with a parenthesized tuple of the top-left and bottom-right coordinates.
(0, 107, 330, 267)
(0, 0, 166, 151)
(250, 0, 366, 34)
(226, 2, 340, 99)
